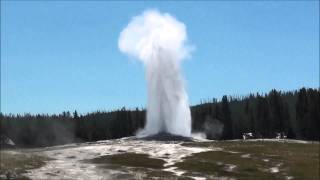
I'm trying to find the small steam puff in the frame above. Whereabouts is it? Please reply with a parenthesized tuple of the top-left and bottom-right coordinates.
(119, 9, 192, 137)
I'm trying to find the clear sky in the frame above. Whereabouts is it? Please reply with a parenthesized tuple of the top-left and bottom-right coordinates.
(1, 1, 319, 114)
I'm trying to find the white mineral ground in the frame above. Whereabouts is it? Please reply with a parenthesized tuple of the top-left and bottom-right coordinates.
(22, 138, 314, 180)
(24, 137, 217, 180)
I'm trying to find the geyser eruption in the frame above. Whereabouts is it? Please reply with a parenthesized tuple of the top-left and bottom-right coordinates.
(118, 9, 192, 137)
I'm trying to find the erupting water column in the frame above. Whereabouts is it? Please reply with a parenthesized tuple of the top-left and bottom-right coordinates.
(118, 9, 193, 137)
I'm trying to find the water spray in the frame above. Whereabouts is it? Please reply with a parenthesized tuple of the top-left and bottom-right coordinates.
(119, 9, 192, 137)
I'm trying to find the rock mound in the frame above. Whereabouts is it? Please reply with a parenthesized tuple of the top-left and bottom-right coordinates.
(141, 132, 193, 142)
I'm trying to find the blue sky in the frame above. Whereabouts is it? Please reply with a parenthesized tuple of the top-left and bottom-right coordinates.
(1, 1, 319, 114)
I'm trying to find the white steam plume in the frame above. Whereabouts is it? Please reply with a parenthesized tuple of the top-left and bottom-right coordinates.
(118, 9, 192, 137)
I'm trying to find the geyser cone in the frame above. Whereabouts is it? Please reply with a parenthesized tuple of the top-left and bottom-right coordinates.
(141, 132, 193, 142)
(118, 9, 193, 137)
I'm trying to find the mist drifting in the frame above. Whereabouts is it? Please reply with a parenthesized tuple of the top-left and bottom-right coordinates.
(118, 9, 192, 137)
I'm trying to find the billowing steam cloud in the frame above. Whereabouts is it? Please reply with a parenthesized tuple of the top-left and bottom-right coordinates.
(119, 9, 192, 137)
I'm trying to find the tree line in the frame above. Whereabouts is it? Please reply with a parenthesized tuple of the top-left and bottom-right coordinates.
(0, 87, 319, 147)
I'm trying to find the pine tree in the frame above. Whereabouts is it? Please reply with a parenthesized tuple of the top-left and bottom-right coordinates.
(221, 95, 233, 139)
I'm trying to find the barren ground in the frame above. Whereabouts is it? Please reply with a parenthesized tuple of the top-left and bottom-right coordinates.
(0, 138, 319, 180)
